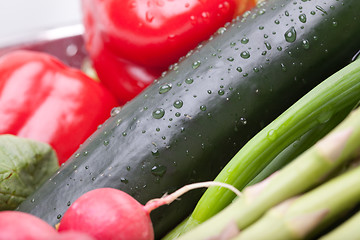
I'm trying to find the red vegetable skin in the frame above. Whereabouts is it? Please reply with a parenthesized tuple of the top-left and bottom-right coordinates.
(58, 188, 154, 240)
(0, 50, 118, 164)
(82, 0, 239, 68)
(0, 211, 95, 240)
(0, 211, 57, 240)
(55, 231, 96, 240)
(81, 0, 256, 105)
(87, 37, 164, 106)
(58, 182, 242, 240)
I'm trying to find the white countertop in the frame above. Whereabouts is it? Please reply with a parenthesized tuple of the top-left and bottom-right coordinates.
(0, 0, 82, 43)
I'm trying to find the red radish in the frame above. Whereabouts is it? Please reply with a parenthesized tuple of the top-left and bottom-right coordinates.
(0, 211, 57, 240)
(55, 231, 96, 240)
(0, 211, 95, 240)
(58, 188, 154, 240)
(58, 182, 241, 240)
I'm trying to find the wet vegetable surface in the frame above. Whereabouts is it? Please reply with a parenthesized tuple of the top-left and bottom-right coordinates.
(17, 0, 360, 238)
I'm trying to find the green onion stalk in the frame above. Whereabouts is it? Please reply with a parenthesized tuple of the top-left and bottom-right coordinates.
(177, 103, 360, 240)
(165, 59, 360, 239)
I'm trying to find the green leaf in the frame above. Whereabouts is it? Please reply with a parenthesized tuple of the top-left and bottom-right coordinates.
(0, 134, 58, 210)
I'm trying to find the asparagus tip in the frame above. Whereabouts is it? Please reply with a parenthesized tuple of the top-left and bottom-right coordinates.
(206, 220, 240, 240)
(244, 171, 279, 203)
(289, 209, 329, 238)
(316, 128, 353, 163)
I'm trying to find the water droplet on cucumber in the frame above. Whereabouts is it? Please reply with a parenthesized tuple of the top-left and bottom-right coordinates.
(315, 5, 327, 15)
(110, 107, 121, 116)
(151, 148, 160, 157)
(120, 177, 129, 184)
(302, 39, 310, 49)
(192, 60, 201, 69)
(299, 13, 307, 23)
(159, 83, 172, 94)
(185, 78, 194, 84)
(240, 117, 247, 125)
(264, 41, 272, 50)
(240, 37, 249, 44)
(152, 108, 165, 119)
(240, 51, 251, 59)
(284, 26, 297, 42)
(173, 100, 183, 109)
(151, 165, 167, 177)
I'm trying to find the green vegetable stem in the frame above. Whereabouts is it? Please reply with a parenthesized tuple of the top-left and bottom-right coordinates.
(233, 166, 360, 240)
(178, 94, 360, 240)
(165, 106, 351, 240)
(174, 58, 360, 237)
(246, 105, 351, 187)
(320, 209, 360, 240)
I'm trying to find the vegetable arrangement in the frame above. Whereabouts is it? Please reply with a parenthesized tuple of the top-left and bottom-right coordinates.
(52, 56, 360, 240)
(0, 0, 359, 239)
(14, 0, 360, 238)
(7, 56, 360, 239)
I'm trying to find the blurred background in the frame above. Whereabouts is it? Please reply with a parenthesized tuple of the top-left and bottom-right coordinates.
(0, 0, 82, 46)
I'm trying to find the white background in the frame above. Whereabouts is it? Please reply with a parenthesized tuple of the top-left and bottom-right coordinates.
(0, 0, 82, 40)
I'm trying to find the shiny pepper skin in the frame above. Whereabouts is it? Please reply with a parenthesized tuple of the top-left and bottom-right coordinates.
(0, 50, 118, 164)
(81, 0, 256, 105)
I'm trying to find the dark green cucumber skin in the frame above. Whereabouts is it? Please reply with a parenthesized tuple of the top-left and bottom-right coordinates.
(17, 0, 360, 237)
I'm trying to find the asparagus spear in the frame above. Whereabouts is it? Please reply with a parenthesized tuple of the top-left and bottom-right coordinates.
(233, 165, 360, 240)
(171, 58, 360, 238)
(163, 107, 353, 240)
(320, 210, 360, 240)
(177, 101, 360, 240)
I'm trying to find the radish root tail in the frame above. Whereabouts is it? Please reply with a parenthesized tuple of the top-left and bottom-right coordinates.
(144, 181, 242, 213)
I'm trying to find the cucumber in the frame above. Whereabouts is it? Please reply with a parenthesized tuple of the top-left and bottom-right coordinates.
(17, 0, 360, 237)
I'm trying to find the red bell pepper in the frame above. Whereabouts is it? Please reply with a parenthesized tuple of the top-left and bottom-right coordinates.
(83, 27, 165, 106)
(0, 50, 118, 165)
(81, 0, 256, 105)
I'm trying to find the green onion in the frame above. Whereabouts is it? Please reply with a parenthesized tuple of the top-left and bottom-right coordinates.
(174, 59, 360, 237)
